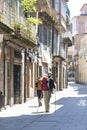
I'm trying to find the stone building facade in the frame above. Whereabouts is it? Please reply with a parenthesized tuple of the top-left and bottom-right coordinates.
(72, 4, 87, 84)
(0, 0, 72, 107)
(0, 0, 37, 106)
(37, 0, 72, 91)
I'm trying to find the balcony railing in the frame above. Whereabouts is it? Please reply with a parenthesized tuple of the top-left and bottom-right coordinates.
(37, 0, 66, 31)
(53, 47, 66, 59)
(37, 0, 59, 23)
(0, 3, 36, 43)
(63, 31, 72, 45)
(63, 24, 72, 46)
(20, 19, 36, 43)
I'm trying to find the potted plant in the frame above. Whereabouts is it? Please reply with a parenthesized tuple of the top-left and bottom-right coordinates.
(14, 23, 21, 34)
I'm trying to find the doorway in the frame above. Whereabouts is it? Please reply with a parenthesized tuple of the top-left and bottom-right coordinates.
(14, 64, 21, 104)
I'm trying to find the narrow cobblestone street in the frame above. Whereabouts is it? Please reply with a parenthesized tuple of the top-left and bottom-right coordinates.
(0, 82, 87, 130)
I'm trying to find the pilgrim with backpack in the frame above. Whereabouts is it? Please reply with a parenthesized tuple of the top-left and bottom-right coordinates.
(42, 73, 55, 113)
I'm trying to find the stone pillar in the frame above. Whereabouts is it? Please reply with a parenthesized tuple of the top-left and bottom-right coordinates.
(0, 35, 3, 92)
(59, 61, 63, 91)
(29, 62, 35, 98)
(21, 50, 25, 103)
(9, 48, 14, 106)
(57, 62, 60, 91)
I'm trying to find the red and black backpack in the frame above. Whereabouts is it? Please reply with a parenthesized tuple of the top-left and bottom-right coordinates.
(42, 76, 50, 91)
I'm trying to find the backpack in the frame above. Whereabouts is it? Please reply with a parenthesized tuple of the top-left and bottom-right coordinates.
(49, 77, 56, 91)
(42, 77, 50, 91)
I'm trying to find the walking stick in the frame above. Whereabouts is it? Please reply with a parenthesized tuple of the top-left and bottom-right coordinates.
(55, 89, 56, 112)
(37, 105, 39, 112)
(37, 97, 39, 112)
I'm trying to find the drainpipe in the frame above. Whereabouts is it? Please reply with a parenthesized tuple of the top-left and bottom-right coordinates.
(3, 42, 5, 93)
(3, 41, 6, 106)
(0, 35, 5, 97)
(24, 49, 26, 102)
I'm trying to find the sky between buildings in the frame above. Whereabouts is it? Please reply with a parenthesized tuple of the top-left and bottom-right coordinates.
(68, 0, 87, 19)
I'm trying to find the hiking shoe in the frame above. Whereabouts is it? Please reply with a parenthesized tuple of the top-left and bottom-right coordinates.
(46, 110, 49, 113)
(39, 102, 42, 107)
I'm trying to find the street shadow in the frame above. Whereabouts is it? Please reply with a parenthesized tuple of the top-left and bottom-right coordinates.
(68, 82, 87, 95)
(1, 82, 87, 130)
(1, 95, 87, 129)
(28, 106, 38, 108)
(32, 111, 45, 114)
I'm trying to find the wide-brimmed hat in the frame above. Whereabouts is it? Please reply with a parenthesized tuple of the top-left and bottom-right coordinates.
(43, 72, 47, 76)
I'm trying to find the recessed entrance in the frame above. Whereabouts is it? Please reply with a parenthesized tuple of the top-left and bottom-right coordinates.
(14, 64, 21, 104)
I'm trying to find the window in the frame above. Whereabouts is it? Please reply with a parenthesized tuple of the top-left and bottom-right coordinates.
(7, 0, 12, 4)
(55, 0, 59, 13)
(18, 0, 21, 20)
(43, 26, 47, 45)
(50, 0, 55, 8)
(38, 25, 43, 43)
(61, 0, 66, 20)
(53, 29, 58, 55)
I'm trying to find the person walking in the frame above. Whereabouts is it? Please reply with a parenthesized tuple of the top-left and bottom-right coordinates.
(42, 72, 56, 113)
(0, 91, 5, 111)
(35, 77, 43, 107)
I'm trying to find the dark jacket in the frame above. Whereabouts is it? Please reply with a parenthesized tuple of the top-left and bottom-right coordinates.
(49, 77, 55, 91)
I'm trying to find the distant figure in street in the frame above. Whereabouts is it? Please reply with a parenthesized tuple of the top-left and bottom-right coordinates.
(42, 72, 56, 112)
(35, 77, 43, 107)
(0, 91, 5, 111)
